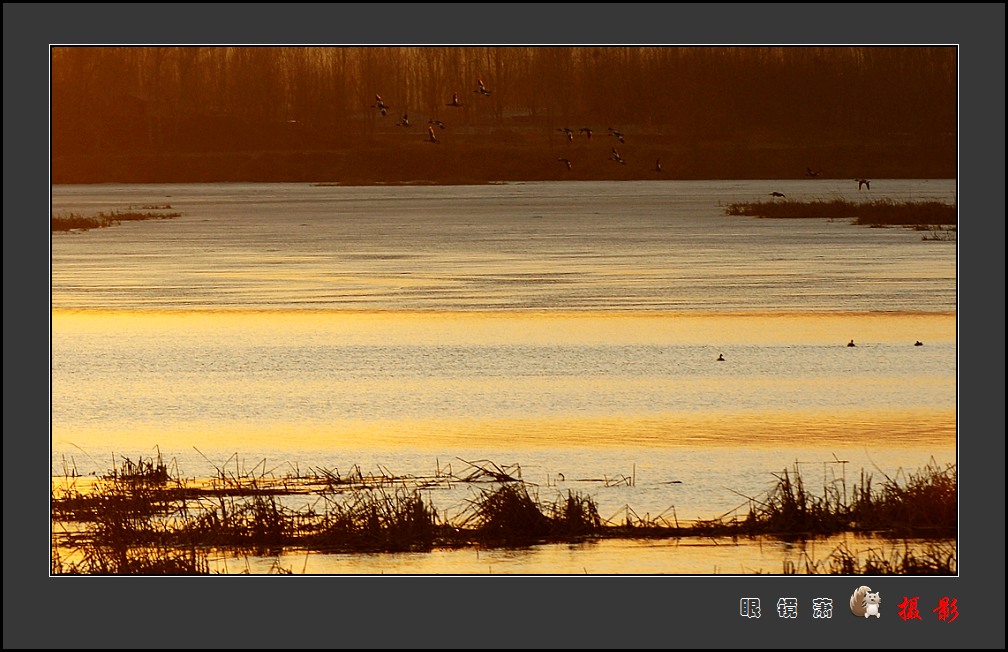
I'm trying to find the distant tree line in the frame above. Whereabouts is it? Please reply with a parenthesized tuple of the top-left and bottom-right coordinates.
(51, 46, 956, 155)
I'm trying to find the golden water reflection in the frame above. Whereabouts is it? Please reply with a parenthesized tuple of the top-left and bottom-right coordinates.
(206, 534, 956, 576)
(52, 308, 956, 346)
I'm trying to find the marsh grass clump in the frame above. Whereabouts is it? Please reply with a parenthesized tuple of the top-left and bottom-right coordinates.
(457, 484, 603, 545)
(738, 461, 957, 539)
(106, 453, 172, 486)
(741, 464, 846, 538)
(725, 198, 956, 228)
(461, 482, 552, 545)
(848, 461, 957, 538)
(185, 493, 295, 555)
(548, 490, 603, 537)
(51, 207, 180, 232)
(308, 486, 441, 553)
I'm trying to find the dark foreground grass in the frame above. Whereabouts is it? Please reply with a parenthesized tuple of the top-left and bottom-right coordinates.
(50, 455, 956, 575)
(51, 206, 180, 232)
(726, 198, 956, 235)
(784, 540, 957, 576)
(733, 460, 957, 540)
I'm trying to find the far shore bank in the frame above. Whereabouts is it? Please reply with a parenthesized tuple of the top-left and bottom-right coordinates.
(52, 133, 955, 185)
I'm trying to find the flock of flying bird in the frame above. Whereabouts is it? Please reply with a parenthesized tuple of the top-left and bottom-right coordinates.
(370, 78, 665, 173)
(373, 79, 871, 186)
(554, 127, 660, 172)
(371, 78, 496, 146)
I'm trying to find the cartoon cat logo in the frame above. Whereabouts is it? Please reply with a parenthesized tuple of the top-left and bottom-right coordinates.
(850, 585, 881, 618)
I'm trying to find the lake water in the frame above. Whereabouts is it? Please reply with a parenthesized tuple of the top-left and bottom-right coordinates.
(49, 179, 957, 573)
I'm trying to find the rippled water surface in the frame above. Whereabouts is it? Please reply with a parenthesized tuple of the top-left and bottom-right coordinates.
(50, 180, 957, 573)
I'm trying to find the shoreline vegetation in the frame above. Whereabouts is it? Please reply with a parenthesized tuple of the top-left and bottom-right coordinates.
(51, 206, 181, 232)
(51, 454, 957, 575)
(726, 198, 957, 239)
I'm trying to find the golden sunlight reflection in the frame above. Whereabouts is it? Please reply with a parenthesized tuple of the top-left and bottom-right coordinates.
(52, 308, 955, 345)
(202, 533, 955, 576)
(53, 408, 955, 456)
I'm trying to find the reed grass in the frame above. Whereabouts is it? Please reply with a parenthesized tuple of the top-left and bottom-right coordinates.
(51, 454, 956, 574)
(51, 207, 180, 232)
(785, 540, 957, 575)
(725, 198, 956, 227)
(733, 459, 956, 539)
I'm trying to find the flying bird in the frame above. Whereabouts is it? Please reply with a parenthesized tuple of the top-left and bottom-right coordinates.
(608, 127, 625, 144)
(770, 191, 786, 198)
(610, 148, 625, 164)
(447, 92, 463, 108)
(371, 94, 389, 116)
(426, 126, 440, 144)
(654, 158, 663, 173)
(579, 127, 593, 141)
(474, 79, 492, 96)
(558, 157, 572, 171)
(805, 167, 822, 177)
(856, 178, 871, 190)
(558, 127, 574, 142)
(396, 113, 411, 127)
(428, 119, 446, 130)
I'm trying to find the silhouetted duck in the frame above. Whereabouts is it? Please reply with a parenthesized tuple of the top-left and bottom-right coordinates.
(447, 92, 463, 108)
(848, 339, 856, 347)
(856, 178, 871, 191)
(425, 126, 440, 144)
(770, 191, 786, 198)
(654, 158, 663, 173)
(717, 353, 725, 361)
(915, 340, 923, 346)
(474, 79, 491, 96)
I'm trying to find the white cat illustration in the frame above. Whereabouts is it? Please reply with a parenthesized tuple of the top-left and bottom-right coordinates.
(863, 591, 881, 618)
(850, 585, 881, 618)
